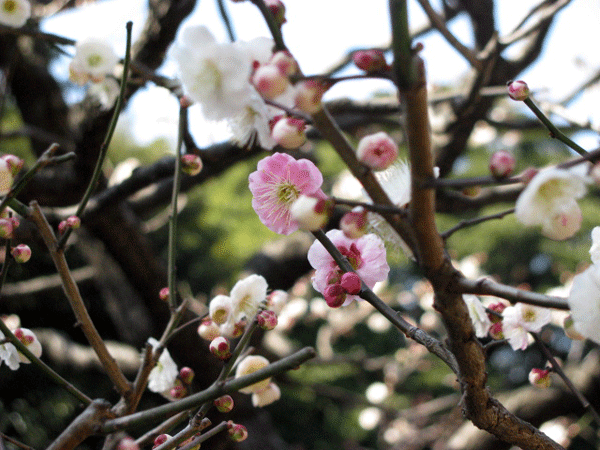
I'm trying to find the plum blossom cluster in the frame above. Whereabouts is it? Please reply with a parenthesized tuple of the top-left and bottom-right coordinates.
(307, 229, 389, 308)
(146, 337, 195, 400)
(515, 167, 587, 240)
(567, 227, 600, 344)
(0, 315, 42, 371)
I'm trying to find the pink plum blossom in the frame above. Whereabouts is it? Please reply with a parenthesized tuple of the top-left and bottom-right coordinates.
(356, 132, 398, 171)
(307, 229, 389, 306)
(249, 152, 324, 235)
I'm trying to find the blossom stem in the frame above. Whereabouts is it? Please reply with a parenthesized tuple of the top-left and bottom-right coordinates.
(523, 97, 587, 157)
(58, 21, 134, 250)
(249, 0, 286, 51)
(216, 0, 236, 42)
(0, 313, 92, 405)
(423, 175, 522, 189)
(441, 208, 515, 239)
(331, 196, 409, 216)
(533, 333, 600, 427)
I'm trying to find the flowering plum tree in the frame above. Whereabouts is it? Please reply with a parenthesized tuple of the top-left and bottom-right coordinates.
(1, 1, 600, 450)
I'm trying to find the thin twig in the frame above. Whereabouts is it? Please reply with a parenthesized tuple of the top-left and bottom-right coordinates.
(0, 432, 36, 450)
(441, 208, 515, 240)
(216, 0, 236, 42)
(331, 196, 409, 215)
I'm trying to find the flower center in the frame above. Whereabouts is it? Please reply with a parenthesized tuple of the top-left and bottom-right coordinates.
(87, 54, 103, 68)
(338, 243, 363, 270)
(277, 182, 299, 205)
(522, 308, 536, 323)
(3, 0, 16, 13)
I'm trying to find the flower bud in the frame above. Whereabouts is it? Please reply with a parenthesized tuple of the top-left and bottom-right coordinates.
(0, 158, 14, 196)
(9, 216, 19, 229)
(179, 96, 193, 108)
(323, 283, 346, 308)
(487, 302, 506, 323)
(181, 154, 203, 176)
(11, 244, 31, 263)
(235, 355, 271, 393)
(356, 132, 398, 171)
(58, 220, 68, 234)
(340, 208, 368, 239)
(271, 116, 307, 149)
(14, 328, 42, 362)
(227, 422, 248, 442)
(340, 272, 361, 295)
(294, 80, 329, 114)
(0, 218, 14, 239)
(169, 383, 187, 399)
(528, 368, 551, 388)
(507, 80, 530, 101)
(489, 150, 515, 178)
(153, 434, 171, 449)
(251, 382, 281, 407)
(232, 320, 246, 338)
(563, 315, 585, 340)
(214, 395, 234, 413)
(179, 367, 195, 384)
(209, 336, 231, 360)
(252, 64, 289, 100)
(270, 51, 297, 76)
(257, 310, 278, 330)
(209, 295, 232, 325)
(265, 0, 286, 26)
(116, 436, 139, 450)
(352, 49, 388, 73)
(1, 154, 23, 178)
(489, 321, 504, 340)
(198, 318, 221, 341)
(290, 195, 332, 231)
(266, 290, 288, 315)
(66, 215, 81, 229)
(159, 287, 170, 301)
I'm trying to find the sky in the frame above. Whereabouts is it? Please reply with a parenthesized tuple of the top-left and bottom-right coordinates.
(41, 0, 600, 149)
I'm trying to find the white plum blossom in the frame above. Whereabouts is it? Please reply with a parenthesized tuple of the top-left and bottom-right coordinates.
(590, 226, 600, 264)
(0, 158, 14, 196)
(567, 264, 600, 344)
(209, 295, 233, 325)
(0, 0, 30, 28)
(235, 355, 271, 394)
(229, 274, 268, 323)
(515, 168, 587, 240)
(0, 330, 19, 370)
(464, 295, 492, 338)
(251, 382, 281, 407)
(502, 303, 551, 350)
(229, 92, 276, 150)
(88, 77, 120, 110)
(14, 328, 42, 363)
(70, 38, 119, 83)
(147, 338, 178, 393)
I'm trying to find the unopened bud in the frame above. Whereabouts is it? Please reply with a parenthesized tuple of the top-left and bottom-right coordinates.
(153, 434, 171, 449)
(271, 116, 307, 149)
(159, 287, 169, 301)
(340, 208, 368, 239)
(352, 49, 388, 73)
(227, 422, 248, 442)
(11, 244, 31, 263)
(198, 318, 221, 341)
(66, 215, 81, 229)
(507, 80, 530, 101)
(214, 395, 234, 413)
(270, 51, 297, 76)
(528, 368, 551, 388)
(487, 302, 506, 323)
(209, 336, 231, 360)
(179, 96, 193, 108)
(252, 64, 289, 100)
(0, 218, 13, 239)
(520, 167, 539, 184)
(179, 367, 195, 384)
(14, 328, 42, 362)
(257, 310, 278, 330)
(323, 283, 346, 308)
(489, 321, 504, 340)
(1, 154, 24, 177)
(181, 154, 203, 176)
(340, 272, 361, 295)
(290, 195, 332, 231)
(489, 150, 515, 178)
(294, 80, 329, 114)
(265, 0, 286, 26)
(356, 132, 398, 171)
(232, 320, 246, 338)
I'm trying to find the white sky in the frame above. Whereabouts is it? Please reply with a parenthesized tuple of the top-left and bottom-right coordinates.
(42, 0, 600, 148)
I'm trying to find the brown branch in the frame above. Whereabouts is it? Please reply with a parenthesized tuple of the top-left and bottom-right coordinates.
(29, 201, 132, 399)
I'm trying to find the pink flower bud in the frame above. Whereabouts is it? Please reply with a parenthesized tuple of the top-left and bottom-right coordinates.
(0, 218, 14, 239)
(58, 220, 68, 234)
(271, 116, 307, 149)
(209, 336, 231, 360)
(14, 328, 42, 361)
(214, 395, 234, 413)
(487, 302, 506, 323)
(153, 434, 171, 449)
(179, 96, 193, 108)
(323, 283, 346, 308)
(11, 244, 31, 263)
(181, 154, 203, 176)
(116, 436, 139, 450)
(169, 383, 187, 399)
(352, 49, 388, 73)
(1, 154, 24, 177)
(270, 51, 297, 76)
(489, 150, 515, 178)
(356, 132, 398, 171)
(252, 64, 289, 100)
(197, 318, 221, 341)
(179, 367, 195, 384)
(340, 272, 361, 295)
(159, 287, 169, 301)
(507, 80, 530, 101)
(489, 321, 504, 340)
(257, 310, 278, 330)
(528, 368, 551, 388)
(232, 320, 246, 338)
(340, 208, 368, 239)
(265, 0, 286, 26)
(290, 195, 332, 231)
(66, 215, 81, 229)
(294, 80, 329, 114)
(563, 315, 585, 340)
